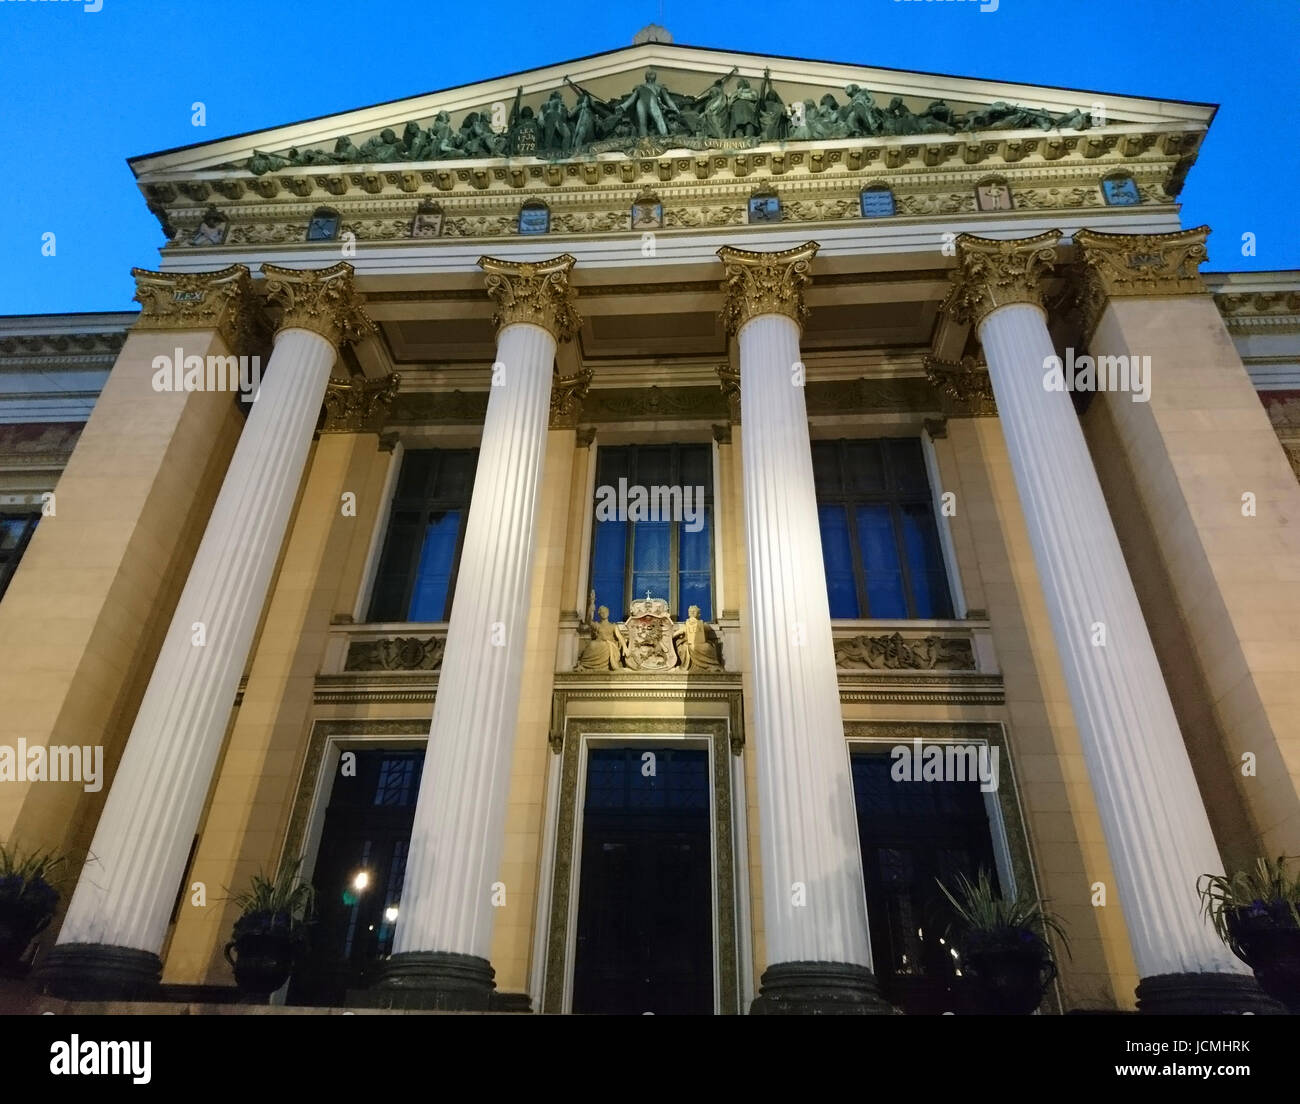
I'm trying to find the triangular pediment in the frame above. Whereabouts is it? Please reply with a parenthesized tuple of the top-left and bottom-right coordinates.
(130, 42, 1213, 178)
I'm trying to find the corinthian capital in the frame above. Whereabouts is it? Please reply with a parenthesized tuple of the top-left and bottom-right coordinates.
(1074, 225, 1209, 339)
(260, 262, 376, 348)
(943, 231, 1062, 329)
(717, 241, 819, 335)
(478, 254, 581, 342)
(321, 373, 401, 434)
(131, 265, 262, 350)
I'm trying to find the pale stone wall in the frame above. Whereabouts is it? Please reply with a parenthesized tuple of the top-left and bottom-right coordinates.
(0, 330, 242, 885)
(1089, 295, 1300, 858)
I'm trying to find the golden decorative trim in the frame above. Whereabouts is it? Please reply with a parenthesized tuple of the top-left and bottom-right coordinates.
(716, 363, 741, 423)
(942, 230, 1061, 328)
(478, 253, 581, 342)
(1074, 225, 1209, 339)
(717, 240, 819, 335)
(260, 261, 376, 347)
(131, 264, 260, 350)
(549, 368, 592, 428)
(924, 353, 997, 417)
(321, 372, 400, 433)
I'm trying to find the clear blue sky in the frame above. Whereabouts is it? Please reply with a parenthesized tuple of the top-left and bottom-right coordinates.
(1, 0, 1295, 315)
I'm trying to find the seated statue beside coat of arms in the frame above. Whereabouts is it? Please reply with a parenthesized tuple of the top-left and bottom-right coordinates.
(576, 591, 722, 672)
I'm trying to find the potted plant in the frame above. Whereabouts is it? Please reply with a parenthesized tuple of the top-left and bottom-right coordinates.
(0, 844, 65, 976)
(1199, 855, 1300, 1013)
(937, 869, 1069, 1015)
(224, 861, 315, 999)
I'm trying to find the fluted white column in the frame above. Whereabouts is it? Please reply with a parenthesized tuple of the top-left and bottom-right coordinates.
(51, 264, 372, 981)
(390, 256, 580, 981)
(719, 244, 880, 1013)
(952, 233, 1247, 987)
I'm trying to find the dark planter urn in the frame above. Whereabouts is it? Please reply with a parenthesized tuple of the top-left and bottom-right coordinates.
(0, 877, 58, 975)
(1227, 905, 1300, 1013)
(960, 931, 1056, 1015)
(224, 920, 300, 997)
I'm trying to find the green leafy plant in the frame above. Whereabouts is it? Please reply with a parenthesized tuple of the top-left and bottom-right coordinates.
(937, 869, 1070, 956)
(1198, 855, 1300, 955)
(228, 860, 315, 940)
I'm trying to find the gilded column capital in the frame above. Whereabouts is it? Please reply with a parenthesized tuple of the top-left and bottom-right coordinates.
(924, 354, 997, 417)
(716, 363, 741, 423)
(131, 265, 262, 351)
(260, 262, 376, 348)
(478, 254, 581, 342)
(717, 241, 819, 335)
(943, 231, 1062, 329)
(549, 368, 593, 428)
(321, 373, 400, 434)
(1074, 225, 1210, 339)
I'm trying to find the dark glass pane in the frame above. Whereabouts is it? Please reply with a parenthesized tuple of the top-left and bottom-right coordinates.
(888, 438, 930, 493)
(368, 524, 421, 622)
(395, 451, 433, 499)
(596, 445, 631, 485)
(591, 518, 627, 620)
(811, 440, 841, 494)
(433, 450, 477, 499)
(901, 503, 953, 619)
(636, 446, 672, 486)
(846, 440, 886, 493)
(633, 521, 670, 575)
(819, 505, 859, 618)
(679, 511, 710, 572)
(856, 505, 907, 618)
(677, 445, 711, 498)
(0, 519, 27, 552)
(407, 511, 461, 621)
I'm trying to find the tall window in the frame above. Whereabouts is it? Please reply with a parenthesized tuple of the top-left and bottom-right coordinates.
(0, 513, 39, 602)
(589, 444, 713, 622)
(813, 438, 952, 619)
(368, 449, 477, 623)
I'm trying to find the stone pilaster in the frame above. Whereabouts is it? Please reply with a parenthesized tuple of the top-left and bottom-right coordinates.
(952, 231, 1275, 1013)
(1075, 227, 1300, 866)
(40, 264, 374, 1000)
(0, 267, 258, 885)
(718, 242, 890, 1015)
(370, 255, 579, 1011)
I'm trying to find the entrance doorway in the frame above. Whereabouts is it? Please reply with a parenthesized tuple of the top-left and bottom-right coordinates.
(571, 746, 714, 1014)
(289, 749, 423, 1006)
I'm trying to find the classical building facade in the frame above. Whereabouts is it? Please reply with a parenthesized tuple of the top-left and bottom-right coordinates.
(3, 38, 1299, 1014)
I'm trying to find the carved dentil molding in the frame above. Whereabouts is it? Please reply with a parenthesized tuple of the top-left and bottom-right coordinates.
(942, 230, 1061, 328)
(717, 240, 819, 334)
(321, 372, 401, 433)
(1074, 224, 1209, 339)
(478, 253, 582, 342)
(131, 264, 261, 351)
(260, 261, 376, 347)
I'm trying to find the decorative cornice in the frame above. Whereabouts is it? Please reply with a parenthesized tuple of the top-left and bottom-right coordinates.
(717, 241, 819, 334)
(321, 372, 400, 433)
(260, 261, 376, 347)
(549, 368, 593, 428)
(478, 253, 581, 342)
(942, 230, 1061, 328)
(924, 353, 997, 416)
(1074, 225, 1209, 339)
(131, 264, 260, 350)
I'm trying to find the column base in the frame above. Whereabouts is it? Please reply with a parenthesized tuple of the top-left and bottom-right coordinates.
(1135, 972, 1288, 1015)
(35, 943, 162, 1001)
(750, 961, 897, 1015)
(360, 951, 498, 1011)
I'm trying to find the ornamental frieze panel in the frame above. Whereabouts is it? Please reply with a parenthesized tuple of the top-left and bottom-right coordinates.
(344, 635, 446, 672)
(834, 630, 975, 672)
